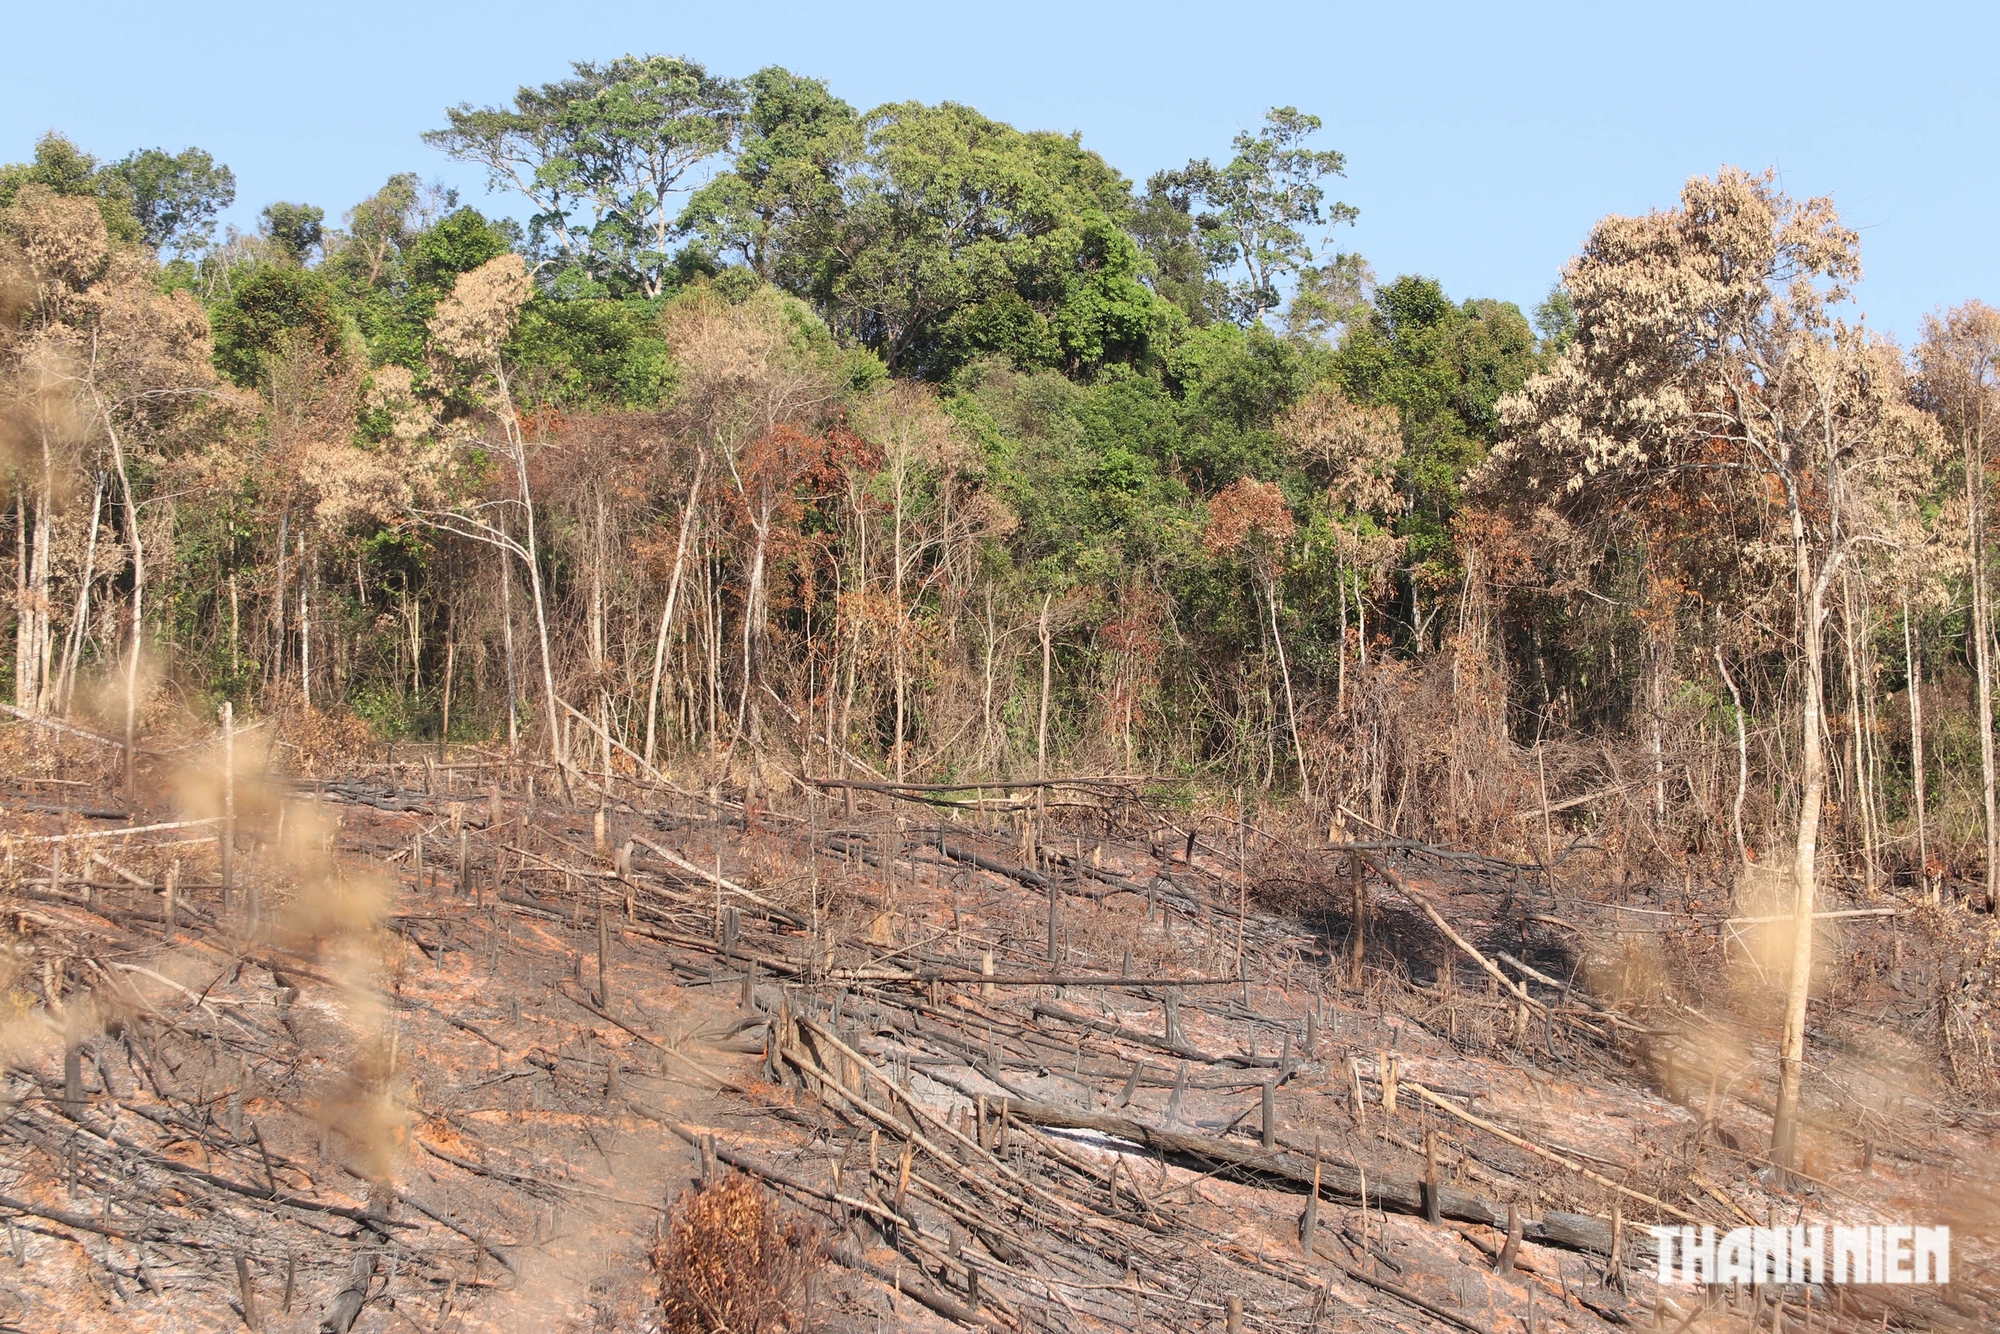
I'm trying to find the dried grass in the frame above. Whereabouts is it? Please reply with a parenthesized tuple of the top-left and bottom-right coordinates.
(652, 1171, 824, 1334)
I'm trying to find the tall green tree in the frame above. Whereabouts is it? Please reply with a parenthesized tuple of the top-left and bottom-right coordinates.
(336, 199, 520, 372)
(1333, 275, 1535, 575)
(327, 173, 426, 291)
(0, 132, 147, 243)
(426, 54, 741, 296)
(260, 202, 326, 265)
(1130, 168, 1236, 326)
(1149, 107, 1356, 326)
(210, 265, 347, 386)
(0, 132, 103, 203)
(100, 147, 236, 255)
(681, 66, 860, 283)
(775, 100, 1173, 379)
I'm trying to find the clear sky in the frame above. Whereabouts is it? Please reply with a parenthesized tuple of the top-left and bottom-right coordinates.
(6, 0, 1994, 343)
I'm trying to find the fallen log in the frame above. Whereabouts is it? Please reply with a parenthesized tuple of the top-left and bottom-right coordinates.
(1361, 856, 1535, 1007)
(1031, 999, 1263, 1066)
(827, 1238, 1012, 1331)
(632, 836, 810, 927)
(829, 969, 1242, 989)
(998, 1097, 1651, 1260)
(1401, 1080, 1707, 1226)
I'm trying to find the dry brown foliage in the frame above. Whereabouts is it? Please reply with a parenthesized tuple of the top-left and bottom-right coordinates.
(269, 698, 381, 775)
(652, 1171, 824, 1334)
(1276, 382, 1403, 515)
(427, 253, 530, 364)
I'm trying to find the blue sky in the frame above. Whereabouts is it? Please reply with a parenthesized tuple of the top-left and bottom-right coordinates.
(7, 0, 1995, 343)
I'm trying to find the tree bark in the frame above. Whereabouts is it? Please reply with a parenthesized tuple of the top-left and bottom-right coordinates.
(439, 605, 456, 752)
(981, 589, 998, 770)
(1840, 576, 1873, 889)
(736, 516, 771, 755)
(644, 455, 704, 768)
(1772, 513, 1836, 1175)
(1336, 558, 1347, 716)
(1903, 594, 1928, 888)
(1968, 438, 1999, 902)
(15, 482, 46, 713)
(499, 534, 518, 754)
(24, 441, 53, 713)
(298, 531, 312, 711)
(1036, 592, 1054, 780)
(494, 366, 562, 764)
(95, 390, 144, 799)
(11, 491, 28, 712)
(56, 473, 103, 714)
(1266, 581, 1311, 801)
(891, 461, 908, 784)
(1715, 646, 1751, 867)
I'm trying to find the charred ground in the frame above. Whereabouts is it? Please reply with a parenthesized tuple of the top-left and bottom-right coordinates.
(0, 725, 1992, 1334)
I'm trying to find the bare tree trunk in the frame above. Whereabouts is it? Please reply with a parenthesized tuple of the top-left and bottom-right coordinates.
(11, 491, 27, 711)
(519, 504, 560, 763)
(1903, 593, 1928, 888)
(1649, 637, 1667, 824)
(892, 468, 908, 788)
(644, 456, 704, 768)
(836, 501, 867, 787)
(499, 538, 518, 754)
(838, 572, 861, 785)
(1969, 439, 1999, 902)
(1037, 592, 1054, 780)
(589, 496, 605, 679)
(1861, 591, 1888, 887)
(1716, 646, 1751, 867)
(824, 559, 843, 771)
(982, 589, 998, 771)
(219, 700, 234, 910)
(736, 519, 770, 755)
(590, 492, 612, 780)
(15, 482, 47, 713)
(96, 395, 144, 798)
(439, 604, 456, 752)
(1355, 569, 1369, 669)
(1841, 576, 1874, 890)
(403, 584, 421, 698)
(299, 531, 312, 711)
(1336, 559, 1347, 716)
(1265, 581, 1311, 801)
(705, 545, 722, 781)
(1772, 518, 1836, 1175)
(495, 376, 562, 765)
(270, 510, 287, 691)
(56, 474, 103, 714)
(27, 442, 53, 713)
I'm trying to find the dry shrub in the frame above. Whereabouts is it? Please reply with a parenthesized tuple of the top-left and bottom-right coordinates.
(653, 1172, 823, 1334)
(270, 700, 378, 776)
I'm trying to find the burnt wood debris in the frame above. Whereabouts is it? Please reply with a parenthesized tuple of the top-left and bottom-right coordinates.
(0, 742, 1985, 1333)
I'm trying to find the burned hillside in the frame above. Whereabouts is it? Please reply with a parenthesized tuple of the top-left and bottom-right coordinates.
(0, 722, 1989, 1333)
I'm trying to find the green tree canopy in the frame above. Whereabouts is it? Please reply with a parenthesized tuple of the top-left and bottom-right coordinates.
(425, 54, 741, 297)
(762, 100, 1176, 379)
(100, 147, 236, 255)
(681, 66, 860, 283)
(260, 202, 326, 265)
(0, 132, 146, 244)
(336, 200, 520, 371)
(1332, 274, 1536, 571)
(1147, 107, 1356, 327)
(211, 264, 347, 386)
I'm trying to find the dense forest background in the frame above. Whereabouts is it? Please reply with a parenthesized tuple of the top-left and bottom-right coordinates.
(5, 53, 1998, 909)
